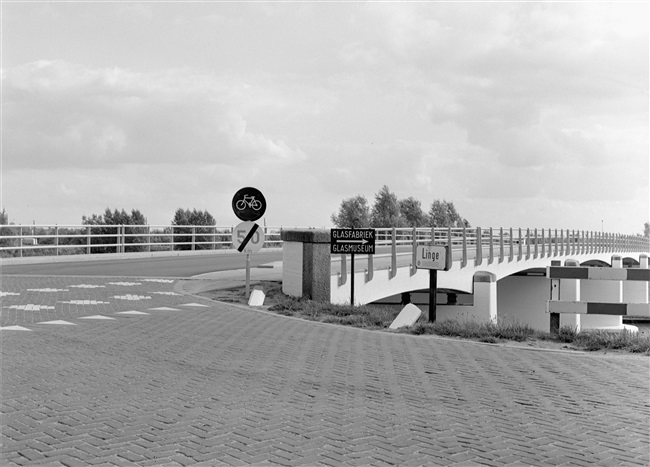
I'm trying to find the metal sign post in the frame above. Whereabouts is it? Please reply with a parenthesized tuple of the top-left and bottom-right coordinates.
(232, 186, 267, 300)
(245, 253, 251, 299)
(330, 228, 376, 306)
(350, 250, 355, 306)
(232, 222, 264, 299)
(415, 244, 451, 322)
(429, 270, 437, 323)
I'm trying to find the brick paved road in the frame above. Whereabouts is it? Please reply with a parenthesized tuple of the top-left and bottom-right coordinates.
(1, 276, 649, 466)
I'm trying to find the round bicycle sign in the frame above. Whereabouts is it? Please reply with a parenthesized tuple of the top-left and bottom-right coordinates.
(232, 187, 266, 222)
(232, 221, 265, 254)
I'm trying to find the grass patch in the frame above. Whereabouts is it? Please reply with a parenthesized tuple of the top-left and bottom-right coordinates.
(200, 282, 650, 355)
(269, 295, 397, 329)
(571, 329, 650, 353)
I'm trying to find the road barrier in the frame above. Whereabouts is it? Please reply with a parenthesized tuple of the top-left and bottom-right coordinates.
(546, 260, 650, 334)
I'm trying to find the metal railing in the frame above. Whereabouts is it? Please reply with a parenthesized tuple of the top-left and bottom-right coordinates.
(0, 224, 283, 258)
(2, 224, 648, 262)
(338, 227, 649, 282)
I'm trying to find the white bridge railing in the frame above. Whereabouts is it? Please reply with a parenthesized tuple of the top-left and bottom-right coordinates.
(0, 224, 283, 258)
(2, 224, 648, 262)
(341, 227, 649, 280)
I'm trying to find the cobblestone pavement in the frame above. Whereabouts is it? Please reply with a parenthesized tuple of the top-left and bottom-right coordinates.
(1, 275, 649, 466)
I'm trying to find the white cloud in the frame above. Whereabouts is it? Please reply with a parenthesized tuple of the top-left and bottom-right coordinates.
(1, 2, 647, 233)
(2, 60, 307, 171)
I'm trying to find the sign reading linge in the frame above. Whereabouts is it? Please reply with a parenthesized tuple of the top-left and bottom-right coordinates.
(416, 245, 451, 271)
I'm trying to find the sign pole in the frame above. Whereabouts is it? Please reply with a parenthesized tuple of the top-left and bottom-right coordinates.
(429, 269, 437, 322)
(350, 253, 355, 306)
(245, 253, 251, 299)
(350, 226, 355, 306)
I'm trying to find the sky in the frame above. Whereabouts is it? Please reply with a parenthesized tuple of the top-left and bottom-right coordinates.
(1, 1, 648, 234)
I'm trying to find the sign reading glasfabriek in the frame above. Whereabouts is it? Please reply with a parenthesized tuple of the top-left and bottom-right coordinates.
(330, 228, 376, 255)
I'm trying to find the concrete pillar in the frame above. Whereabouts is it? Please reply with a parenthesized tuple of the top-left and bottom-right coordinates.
(473, 271, 497, 323)
(281, 229, 331, 302)
(623, 254, 648, 304)
(436, 271, 496, 323)
(560, 259, 581, 332)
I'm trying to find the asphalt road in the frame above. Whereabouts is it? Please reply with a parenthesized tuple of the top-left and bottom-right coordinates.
(0, 251, 283, 278)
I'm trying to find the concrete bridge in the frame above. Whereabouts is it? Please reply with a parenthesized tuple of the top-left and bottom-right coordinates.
(281, 227, 649, 333)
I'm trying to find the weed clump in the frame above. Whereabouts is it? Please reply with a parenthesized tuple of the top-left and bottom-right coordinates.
(572, 329, 650, 353)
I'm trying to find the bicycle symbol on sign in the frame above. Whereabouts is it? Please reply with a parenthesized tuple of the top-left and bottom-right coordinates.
(235, 195, 262, 211)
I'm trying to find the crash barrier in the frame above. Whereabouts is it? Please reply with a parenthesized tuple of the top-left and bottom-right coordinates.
(546, 255, 650, 334)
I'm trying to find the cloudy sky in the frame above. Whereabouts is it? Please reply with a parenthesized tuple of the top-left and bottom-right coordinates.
(2, 1, 648, 234)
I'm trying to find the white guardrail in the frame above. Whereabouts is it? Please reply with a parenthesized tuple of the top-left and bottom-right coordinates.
(0, 225, 648, 261)
(0, 224, 283, 258)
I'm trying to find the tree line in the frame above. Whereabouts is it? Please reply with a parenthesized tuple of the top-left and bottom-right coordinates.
(331, 185, 471, 229)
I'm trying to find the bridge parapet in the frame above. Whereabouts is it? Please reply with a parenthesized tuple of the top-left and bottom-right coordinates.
(281, 227, 649, 307)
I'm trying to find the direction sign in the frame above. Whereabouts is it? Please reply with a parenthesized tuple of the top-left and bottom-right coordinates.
(416, 245, 451, 271)
(330, 228, 376, 254)
(232, 187, 266, 222)
(232, 221, 265, 254)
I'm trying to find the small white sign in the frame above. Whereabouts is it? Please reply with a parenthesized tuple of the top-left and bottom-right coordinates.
(416, 245, 450, 270)
(233, 221, 265, 254)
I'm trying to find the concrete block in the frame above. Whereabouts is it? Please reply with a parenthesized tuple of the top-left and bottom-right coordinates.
(389, 304, 422, 329)
(248, 288, 266, 307)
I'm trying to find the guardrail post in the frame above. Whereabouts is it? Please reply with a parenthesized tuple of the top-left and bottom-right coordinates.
(19, 226, 23, 258)
(191, 226, 196, 251)
(540, 229, 545, 258)
(390, 228, 397, 279)
(365, 253, 373, 283)
(487, 228, 494, 265)
(55, 226, 59, 256)
(339, 254, 347, 286)
(508, 227, 513, 262)
(461, 228, 467, 268)
(475, 227, 482, 266)
(526, 228, 531, 260)
(499, 227, 504, 263)
(572, 229, 576, 255)
(86, 226, 91, 254)
(517, 228, 522, 261)
(410, 227, 417, 276)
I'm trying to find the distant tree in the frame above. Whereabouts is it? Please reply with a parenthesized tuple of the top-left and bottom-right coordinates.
(428, 200, 470, 228)
(399, 197, 427, 227)
(331, 195, 371, 228)
(82, 208, 148, 253)
(371, 185, 402, 227)
(0, 209, 17, 256)
(171, 208, 216, 250)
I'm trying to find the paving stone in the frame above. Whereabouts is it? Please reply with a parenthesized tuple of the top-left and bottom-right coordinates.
(2, 274, 649, 466)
